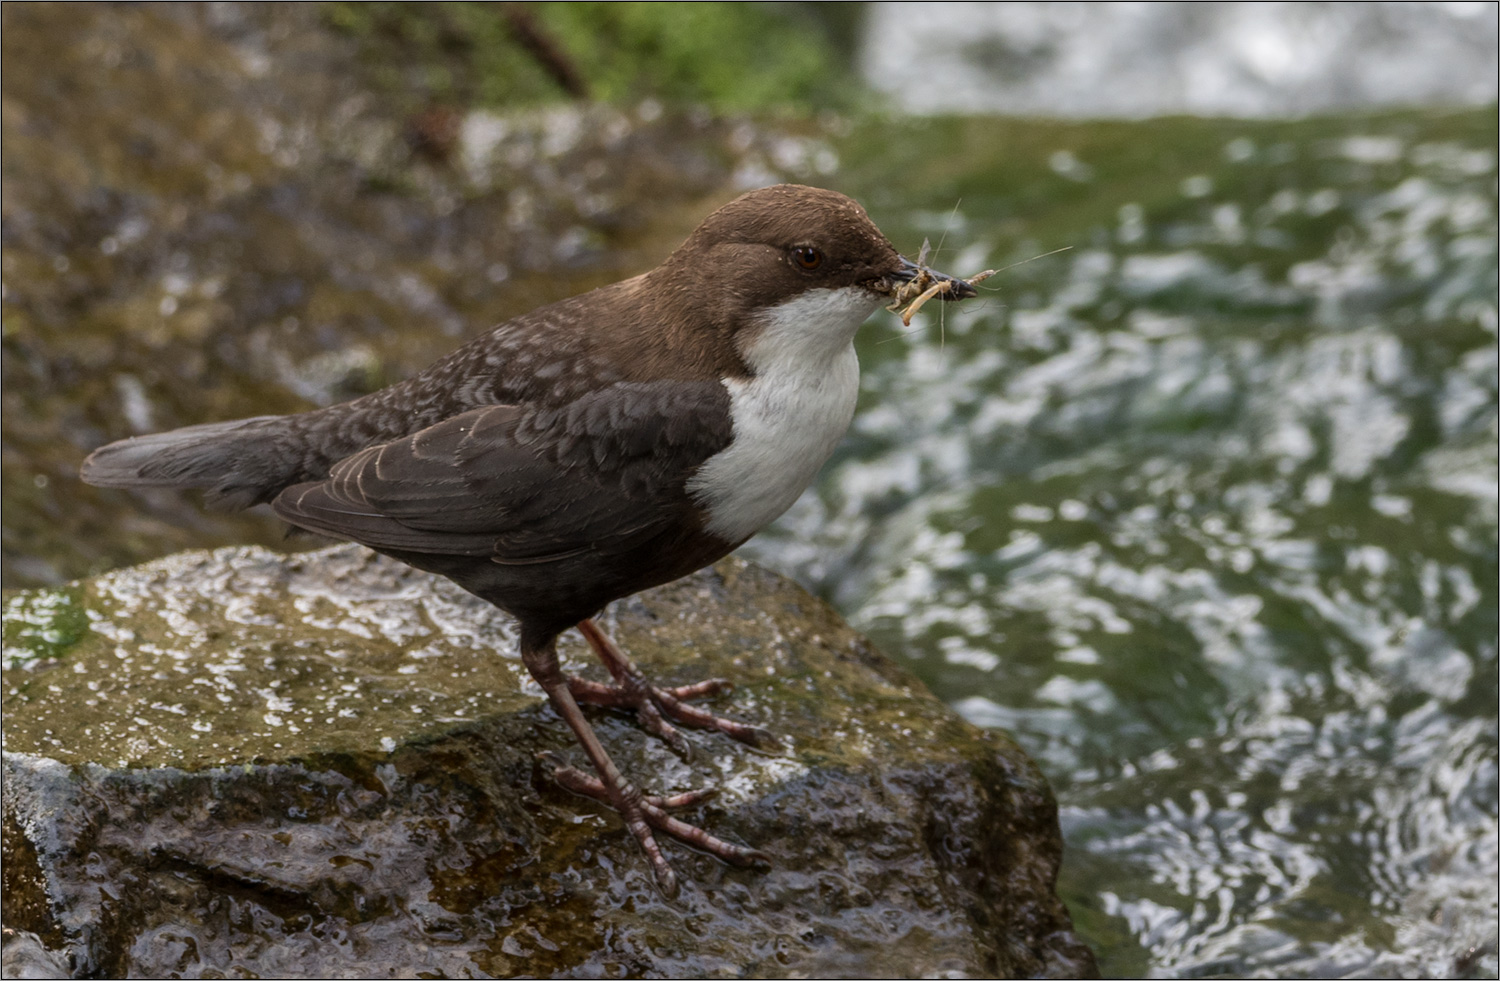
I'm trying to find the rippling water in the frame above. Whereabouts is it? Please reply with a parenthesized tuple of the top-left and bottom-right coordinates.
(745, 110, 1498, 976)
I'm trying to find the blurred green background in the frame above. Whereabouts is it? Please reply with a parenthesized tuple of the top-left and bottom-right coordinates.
(324, 2, 865, 113)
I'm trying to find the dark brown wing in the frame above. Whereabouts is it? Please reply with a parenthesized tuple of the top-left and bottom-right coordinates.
(271, 381, 732, 563)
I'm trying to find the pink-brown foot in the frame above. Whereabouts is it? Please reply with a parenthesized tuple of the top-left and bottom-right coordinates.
(526, 638, 771, 898)
(572, 619, 779, 753)
(546, 754, 770, 890)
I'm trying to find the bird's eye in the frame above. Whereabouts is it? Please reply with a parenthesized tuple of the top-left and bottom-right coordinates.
(792, 246, 824, 270)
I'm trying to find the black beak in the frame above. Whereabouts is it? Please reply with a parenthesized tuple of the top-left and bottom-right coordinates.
(889, 256, 979, 300)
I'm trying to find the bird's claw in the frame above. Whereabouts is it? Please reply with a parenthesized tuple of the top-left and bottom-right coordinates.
(570, 619, 782, 755)
(541, 754, 766, 897)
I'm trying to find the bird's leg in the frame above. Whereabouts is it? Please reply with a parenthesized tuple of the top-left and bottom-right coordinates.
(571, 618, 778, 752)
(522, 636, 768, 897)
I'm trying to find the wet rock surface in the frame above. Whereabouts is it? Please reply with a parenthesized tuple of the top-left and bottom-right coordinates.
(2, 545, 1096, 979)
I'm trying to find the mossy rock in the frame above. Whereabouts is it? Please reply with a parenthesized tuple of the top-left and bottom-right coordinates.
(2, 544, 1095, 978)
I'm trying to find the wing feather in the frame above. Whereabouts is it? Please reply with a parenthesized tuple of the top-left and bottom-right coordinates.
(271, 381, 732, 563)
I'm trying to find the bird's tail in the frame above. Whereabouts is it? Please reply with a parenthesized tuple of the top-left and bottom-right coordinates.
(80, 415, 303, 510)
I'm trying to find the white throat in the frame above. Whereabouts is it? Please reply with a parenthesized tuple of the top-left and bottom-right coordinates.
(688, 287, 881, 542)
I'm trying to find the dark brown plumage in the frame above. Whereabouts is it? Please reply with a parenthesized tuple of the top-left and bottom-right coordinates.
(81, 184, 977, 895)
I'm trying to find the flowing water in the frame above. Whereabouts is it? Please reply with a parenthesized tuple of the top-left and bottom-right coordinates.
(740, 110, 1498, 977)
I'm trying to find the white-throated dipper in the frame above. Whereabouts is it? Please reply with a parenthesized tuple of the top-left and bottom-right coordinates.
(80, 183, 978, 896)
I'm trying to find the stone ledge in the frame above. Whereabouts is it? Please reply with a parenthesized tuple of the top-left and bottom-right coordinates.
(2, 544, 1096, 978)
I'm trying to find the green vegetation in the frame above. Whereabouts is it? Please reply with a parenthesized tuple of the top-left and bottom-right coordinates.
(3, 587, 88, 667)
(323, 2, 865, 114)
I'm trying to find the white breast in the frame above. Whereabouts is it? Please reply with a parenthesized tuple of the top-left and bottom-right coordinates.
(688, 287, 881, 543)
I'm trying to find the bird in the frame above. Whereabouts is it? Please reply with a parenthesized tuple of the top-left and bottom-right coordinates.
(80, 183, 978, 896)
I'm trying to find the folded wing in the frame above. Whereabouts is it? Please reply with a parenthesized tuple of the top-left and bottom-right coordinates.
(271, 381, 733, 564)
